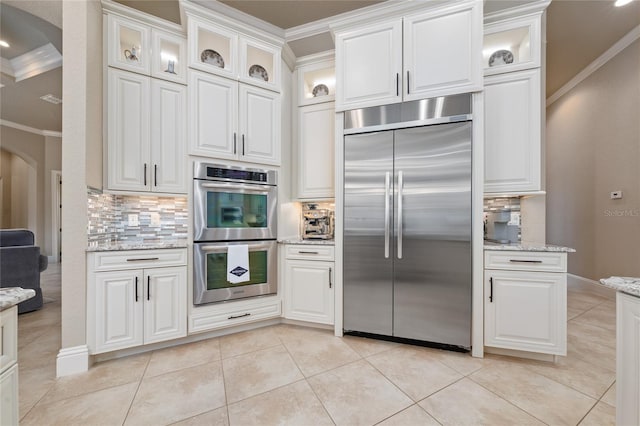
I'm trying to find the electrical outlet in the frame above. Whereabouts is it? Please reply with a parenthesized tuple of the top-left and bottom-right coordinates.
(610, 190, 623, 200)
(150, 212, 161, 226)
(128, 214, 139, 227)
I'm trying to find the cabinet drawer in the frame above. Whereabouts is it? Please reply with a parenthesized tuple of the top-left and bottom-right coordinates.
(0, 306, 17, 373)
(91, 249, 187, 271)
(484, 251, 566, 272)
(285, 245, 334, 261)
(190, 299, 281, 333)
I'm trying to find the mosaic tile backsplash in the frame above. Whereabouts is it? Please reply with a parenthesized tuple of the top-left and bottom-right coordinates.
(87, 188, 188, 245)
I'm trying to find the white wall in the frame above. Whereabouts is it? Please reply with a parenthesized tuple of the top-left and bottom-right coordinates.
(546, 40, 640, 280)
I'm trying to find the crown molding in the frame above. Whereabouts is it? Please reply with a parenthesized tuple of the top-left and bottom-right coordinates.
(1, 119, 61, 137)
(484, 0, 551, 24)
(547, 24, 640, 107)
(295, 50, 335, 69)
(11, 43, 62, 82)
(281, 44, 296, 72)
(101, 0, 185, 35)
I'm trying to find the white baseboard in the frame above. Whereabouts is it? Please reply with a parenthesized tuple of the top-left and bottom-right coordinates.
(56, 345, 90, 377)
(568, 273, 616, 298)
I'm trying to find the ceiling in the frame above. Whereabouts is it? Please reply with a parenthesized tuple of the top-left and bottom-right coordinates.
(1, 0, 639, 133)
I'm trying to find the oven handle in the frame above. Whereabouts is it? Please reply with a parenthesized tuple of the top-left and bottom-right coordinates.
(199, 182, 272, 193)
(198, 244, 273, 252)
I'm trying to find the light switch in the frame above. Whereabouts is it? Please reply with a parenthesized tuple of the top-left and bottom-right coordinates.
(610, 191, 623, 199)
(150, 212, 161, 226)
(128, 214, 139, 227)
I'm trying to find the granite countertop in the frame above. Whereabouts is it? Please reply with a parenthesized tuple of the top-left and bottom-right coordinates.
(0, 287, 36, 311)
(600, 277, 640, 298)
(87, 239, 189, 252)
(484, 242, 576, 253)
(279, 238, 335, 246)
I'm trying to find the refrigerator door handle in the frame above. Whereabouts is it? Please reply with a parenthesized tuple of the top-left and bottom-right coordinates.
(384, 171, 390, 258)
(397, 170, 403, 259)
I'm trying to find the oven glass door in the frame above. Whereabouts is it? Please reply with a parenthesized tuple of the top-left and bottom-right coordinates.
(194, 180, 277, 241)
(194, 241, 277, 305)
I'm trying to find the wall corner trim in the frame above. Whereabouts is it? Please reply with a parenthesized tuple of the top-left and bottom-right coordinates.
(547, 24, 640, 107)
(56, 345, 90, 377)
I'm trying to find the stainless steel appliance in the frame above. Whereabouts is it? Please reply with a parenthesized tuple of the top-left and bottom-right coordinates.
(193, 162, 277, 305)
(301, 204, 334, 240)
(194, 163, 277, 242)
(343, 93, 473, 350)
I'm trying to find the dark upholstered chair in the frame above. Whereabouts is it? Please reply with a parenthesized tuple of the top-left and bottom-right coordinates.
(0, 229, 48, 313)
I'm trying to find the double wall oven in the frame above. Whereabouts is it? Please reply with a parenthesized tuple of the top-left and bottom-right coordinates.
(193, 163, 277, 305)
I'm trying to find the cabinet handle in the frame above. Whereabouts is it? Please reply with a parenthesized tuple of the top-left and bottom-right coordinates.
(509, 259, 543, 263)
(154, 164, 157, 187)
(406, 71, 410, 95)
(228, 313, 251, 320)
(329, 267, 332, 289)
(144, 163, 147, 186)
(242, 134, 245, 155)
(233, 132, 237, 154)
(298, 250, 319, 254)
(126, 257, 160, 262)
(147, 276, 150, 301)
(135, 276, 139, 302)
(489, 277, 493, 303)
(396, 73, 399, 96)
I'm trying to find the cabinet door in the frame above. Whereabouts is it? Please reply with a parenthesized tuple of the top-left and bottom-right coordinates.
(335, 19, 402, 111)
(239, 84, 281, 165)
(0, 364, 18, 426)
(94, 270, 144, 353)
(144, 267, 187, 344)
(107, 69, 151, 191)
(188, 70, 238, 159)
(617, 292, 640, 426)
(151, 29, 187, 84)
(107, 14, 151, 75)
(284, 260, 334, 325)
(296, 103, 335, 199)
(484, 270, 566, 355)
(239, 35, 281, 93)
(151, 79, 187, 194)
(484, 69, 541, 193)
(404, 1, 481, 100)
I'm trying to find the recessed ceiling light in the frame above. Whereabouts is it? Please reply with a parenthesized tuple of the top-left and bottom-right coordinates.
(0, 40, 9, 48)
(40, 94, 62, 104)
(615, 0, 634, 6)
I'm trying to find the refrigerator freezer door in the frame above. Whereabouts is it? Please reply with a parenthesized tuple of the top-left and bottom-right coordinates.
(343, 131, 394, 335)
(393, 123, 472, 347)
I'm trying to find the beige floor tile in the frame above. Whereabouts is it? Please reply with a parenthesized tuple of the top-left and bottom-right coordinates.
(579, 401, 616, 426)
(470, 363, 597, 425)
(572, 305, 616, 332)
(280, 330, 361, 377)
(21, 381, 137, 426)
(18, 362, 57, 420)
(219, 326, 283, 359)
(126, 362, 226, 425)
(420, 378, 544, 425)
(567, 291, 608, 312)
(601, 383, 616, 407)
(378, 404, 440, 426)
(222, 344, 303, 403)
(568, 319, 616, 348)
(18, 325, 61, 370)
(40, 352, 151, 405)
(146, 338, 221, 377)
(568, 306, 586, 320)
(341, 334, 399, 357)
(429, 348, 487, 376)
(171, 406, 229, 426)
(17, 325, 52, 350)
(367, 346, 462, 401)
(523, 354, 615, 399)
(227, 380, 333, 426)
(567, 334, 616, 372)
(308, 359, 412, 426)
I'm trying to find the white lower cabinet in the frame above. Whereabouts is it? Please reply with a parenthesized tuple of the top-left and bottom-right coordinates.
(617, 291, 640, 426)
(88, 249, 187, 354)
(0, 364, 18, 426)
(283, 245, 334, 325)
(484, 251, 567, 356)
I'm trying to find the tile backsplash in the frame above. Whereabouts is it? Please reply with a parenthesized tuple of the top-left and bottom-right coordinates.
(87, 187, 188, 245)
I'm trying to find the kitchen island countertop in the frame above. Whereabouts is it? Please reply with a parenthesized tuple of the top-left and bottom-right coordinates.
(600, 276, 640, 298)
(0, 287, 36, 311)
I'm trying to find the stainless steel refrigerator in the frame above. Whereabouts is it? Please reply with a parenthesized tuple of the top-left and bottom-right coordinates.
(343, 94, 472, 349)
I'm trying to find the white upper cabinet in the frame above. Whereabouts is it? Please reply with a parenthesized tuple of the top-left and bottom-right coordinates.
(297, 57, 336, 106)
(189, 70, 280, 165)
(151, 29, 187, 84)
(484, 68, 541, 193)
(240, 36, 281, 93)
(335, 0, 482, 111)
(108, 14, 151, 75)
(335, 19, 402, 110)
(403, 2, 482, 101)
(483, 13, 541, 76)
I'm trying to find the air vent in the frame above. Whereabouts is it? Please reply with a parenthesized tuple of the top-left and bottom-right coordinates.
(40, 94, 62, 104)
